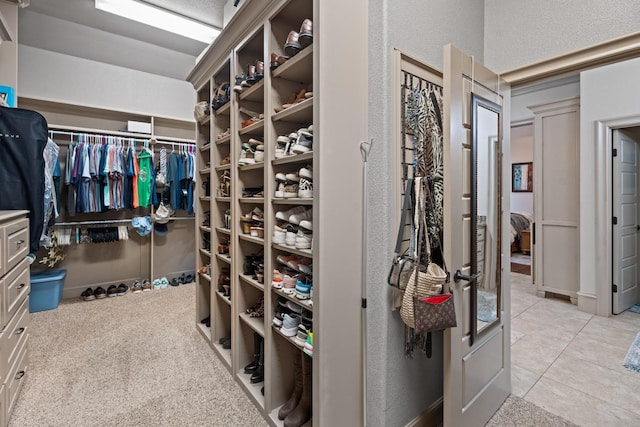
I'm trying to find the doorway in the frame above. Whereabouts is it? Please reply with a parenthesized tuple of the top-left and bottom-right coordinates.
(612, 126, 640, 314)
(510, 123, 534, 276)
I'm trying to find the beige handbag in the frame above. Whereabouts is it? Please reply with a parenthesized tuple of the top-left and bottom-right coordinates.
(400, 177, 447, 329)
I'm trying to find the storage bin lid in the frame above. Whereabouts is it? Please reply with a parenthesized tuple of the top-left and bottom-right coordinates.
(30, 269, 67, 283)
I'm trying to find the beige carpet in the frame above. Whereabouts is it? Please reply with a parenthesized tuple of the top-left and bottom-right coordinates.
(10, 284, 266, 427)
(487, 395, 578, 426)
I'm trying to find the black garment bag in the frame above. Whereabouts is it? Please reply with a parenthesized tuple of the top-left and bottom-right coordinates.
(0, 106, 48, 253)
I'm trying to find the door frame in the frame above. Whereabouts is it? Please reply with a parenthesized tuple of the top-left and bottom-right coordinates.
(594, 116, 640, 316)
(611, 128, 640, 314)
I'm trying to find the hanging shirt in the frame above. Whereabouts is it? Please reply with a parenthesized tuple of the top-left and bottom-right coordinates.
(137, 148, 153, 207)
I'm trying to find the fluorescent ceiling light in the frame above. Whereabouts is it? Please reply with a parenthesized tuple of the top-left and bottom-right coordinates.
(95, 0, 220, 44)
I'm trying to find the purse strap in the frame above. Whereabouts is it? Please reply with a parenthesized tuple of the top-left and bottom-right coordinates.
(424, 177, 449, 281)
(412, 177, 426, 297)
(394, 178, 414, 255)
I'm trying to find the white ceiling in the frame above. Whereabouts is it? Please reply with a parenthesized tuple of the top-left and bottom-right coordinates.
(18, 0, 228, 80)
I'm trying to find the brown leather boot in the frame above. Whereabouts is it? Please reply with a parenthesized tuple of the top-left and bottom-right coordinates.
(298, 19, 312, 48)
(255, 60, 264, 80)
(284, 354, 312, 427)
(278, 352, 303, 420)
(284, 31, 302, 56)
(270, 52, 290, 70)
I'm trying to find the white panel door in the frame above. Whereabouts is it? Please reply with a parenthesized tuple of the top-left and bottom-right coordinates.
(613, 129, 640, 314)
(443, 44, 510, 427)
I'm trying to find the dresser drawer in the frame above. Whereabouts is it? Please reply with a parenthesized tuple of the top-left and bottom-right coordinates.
(5, 334, 27, 418)
(0, 384, 5, 427)
(4, 258, 29, 324)
(0, 226, 5, 278)
(4, 298, 28, 376)
(5, 219, 28, 274)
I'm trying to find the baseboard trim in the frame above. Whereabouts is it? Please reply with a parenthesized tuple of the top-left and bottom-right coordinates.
(577, 291, 597, 315)
(405, 397, 443, 427)
(61, 269, 196, 300)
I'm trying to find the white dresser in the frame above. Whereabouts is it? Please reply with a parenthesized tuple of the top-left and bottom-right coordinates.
(0, 211, 30, 426)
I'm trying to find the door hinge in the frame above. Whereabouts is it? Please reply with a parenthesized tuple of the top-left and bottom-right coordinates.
(613, 284, 618, 293)
(613, 216, 618, 225)
(613, 148, 618, 157)
(361, 298, 367, 308)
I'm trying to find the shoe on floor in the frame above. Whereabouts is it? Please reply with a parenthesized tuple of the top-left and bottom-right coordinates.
(117, 283, 129, 296)
(131, 280, 142, 294)
(94, 286, 107, 299)
(81, 287, 95, 301)
(142, 280, 152, 292)
(107, 284, 118, 297)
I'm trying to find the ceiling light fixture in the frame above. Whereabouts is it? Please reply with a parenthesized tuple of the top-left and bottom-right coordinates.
(95, 0, 220, 44)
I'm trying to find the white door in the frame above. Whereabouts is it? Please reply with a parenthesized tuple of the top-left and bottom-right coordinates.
(612, 129, 640, 314)
(442, 45, 511, 426)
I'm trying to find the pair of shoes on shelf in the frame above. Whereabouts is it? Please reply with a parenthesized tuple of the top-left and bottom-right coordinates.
(219, 336, 231, 349)
(244, 333, 264, 383)
(216, 128, 230, 140)
(279, 352, 312, 425)
(200, 316, 211, 328)
(107, 283, 129, 297)
(275, 127, 313, 158)
(276, 254, 312, 274)
(270, 52, 290, 70)
(211, 82, 231, 111)
(275, 206, 313, 230)
(274, 165, 313, 199)
(246, 296, 264, 318)
(284, 18, 313, 57)
(274, 89, 312, 114)
(233, 60, 265, 92)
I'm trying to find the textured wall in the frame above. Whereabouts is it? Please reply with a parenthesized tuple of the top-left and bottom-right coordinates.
(485, 0, 640, 72)
(18, 45, 196, 121)
(367, 1, 484, 425)
(580, 57, 640, 297)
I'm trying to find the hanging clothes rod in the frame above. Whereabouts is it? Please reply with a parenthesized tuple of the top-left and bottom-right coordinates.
(53, 217, 195, 226)
(48, 128, 196, 146)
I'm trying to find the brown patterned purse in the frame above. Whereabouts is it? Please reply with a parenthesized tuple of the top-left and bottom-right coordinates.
(413, 293, 456, 335)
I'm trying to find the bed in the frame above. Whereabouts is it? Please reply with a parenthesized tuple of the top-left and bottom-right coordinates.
(510, 212, 533, 253)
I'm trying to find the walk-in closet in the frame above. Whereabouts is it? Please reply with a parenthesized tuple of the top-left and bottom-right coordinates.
(2, 0, 640, 426)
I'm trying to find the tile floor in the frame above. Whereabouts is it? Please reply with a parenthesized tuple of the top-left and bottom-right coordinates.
(510, 272, 640, 426)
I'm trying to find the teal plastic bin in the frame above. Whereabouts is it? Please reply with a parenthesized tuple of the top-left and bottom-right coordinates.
(29, 269, 67, 313)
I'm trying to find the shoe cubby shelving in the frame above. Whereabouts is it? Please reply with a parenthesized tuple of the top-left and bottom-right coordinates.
(196, 78, 213, 343)
(188, 0, 341, 424)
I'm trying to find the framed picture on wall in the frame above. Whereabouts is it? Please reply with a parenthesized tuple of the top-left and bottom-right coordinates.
(512, 162, 533, 192)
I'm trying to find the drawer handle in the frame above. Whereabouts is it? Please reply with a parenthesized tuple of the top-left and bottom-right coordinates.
(17, 283, 26, 290)
(15, 327, 24, 335)
(16, 239, 25, 246)
(15, 371, 25, 380)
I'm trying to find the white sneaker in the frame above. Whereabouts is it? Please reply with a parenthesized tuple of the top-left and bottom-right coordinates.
(299, 165, 312, 179)
(273, 225, 286, 244)
(283, 181, 299, 198)
(295, 230, 312, 249)
(299, 219, 312, 231)
(289, 208, 312, 225)
(298, 177, 313, 198)
(275, 206, 306, 222)
(285, 224, 298, 247)
(275, 172, 299, 182)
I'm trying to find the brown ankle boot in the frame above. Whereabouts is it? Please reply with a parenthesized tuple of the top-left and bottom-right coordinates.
(278, 353, 303, 420)
(284, 354, 312, 427)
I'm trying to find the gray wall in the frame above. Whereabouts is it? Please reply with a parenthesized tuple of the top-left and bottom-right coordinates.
(484, 0, 640, 72)
(18, 45, 195, 122)
(367, 1, 484, 425)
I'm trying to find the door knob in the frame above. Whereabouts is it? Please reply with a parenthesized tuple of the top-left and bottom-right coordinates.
(454, 269, 479, 283)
